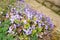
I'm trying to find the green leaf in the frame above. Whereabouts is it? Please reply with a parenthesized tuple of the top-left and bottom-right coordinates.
(30, 34, 38, 40)
(24, 23, 30, 29)
(33, 17, 37, 21)
(2, 25, 9, 33)
(32, 30, 37, 35)
(1, 19, 10, 33)
(14, 19, 20, 24)
(36, 27, 42, 33)
(19, 35, 24, 40)
(0, 33, 5, 40)
(27, 19, 31, 23)
(0, 27, 3, 32)
(7, 34, 15, 40)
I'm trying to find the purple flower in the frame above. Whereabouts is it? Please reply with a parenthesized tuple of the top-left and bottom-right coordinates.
(8, 26, 14, 34)
(23, 29, 29, 35)
(23, 20, 27, 24)
(11, 15, 16, 19)
(45, 25, 48, 30)
(10, 15, 16, 23)
(11, 8, 16, 13)
(16, 24, 20, 27)
(19, 0, 23, 1)
(27, 14, 31, 19)
(38, 23, 41, 28)
(23, 29, 27, 32)
(19, 0, 24, 2)
(39, 14, 43, 20)
(36, 20, 40, 23)
(15, 11, 19, 15)
(14, 24, 16, 29)
(35, 15, 39, 18)
(32, 25, 35, 30)
(6, 13, 9, 18)
(26, 29, 32, 35)
(28, 27, 32, 31)
(46, 17, 51, 22)
(46, 17, 54, 28)
(27, 31, 32, 35)
(49, 23, 54, 29)
(15, 14, 20, 19)
(24, 7, 30, 14)
(32, 10, 37, 15)
(41, 22, 45, 26)
(23, 27, 32, 35)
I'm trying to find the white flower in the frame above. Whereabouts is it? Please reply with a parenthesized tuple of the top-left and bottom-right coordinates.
(8, 26, 15, 34)
(10, 18, 15, 23)
(8, 26, 12, 33)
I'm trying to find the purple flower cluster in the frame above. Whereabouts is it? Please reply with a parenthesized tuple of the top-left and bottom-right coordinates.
(23, 27, 32, 35)
(6, 2, 54, 36)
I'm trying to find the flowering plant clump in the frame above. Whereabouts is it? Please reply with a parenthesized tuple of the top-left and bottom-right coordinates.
(0, 0, 54, 40)
(6, 1, 54, 40)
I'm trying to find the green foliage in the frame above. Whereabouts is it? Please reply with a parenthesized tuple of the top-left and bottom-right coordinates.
(0, 33, 15, 40)
(0, 19, 15, 40)
(24, 23, 30, 29)
(0, 19, 11, 32)
(19, 34, 29, 40)
(14, 19, 20, 24)
(36, 27, 42, 33)
(9, 0, 16, 5)
(32, 30, 37, 35)
(30, 33, 38, 40)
